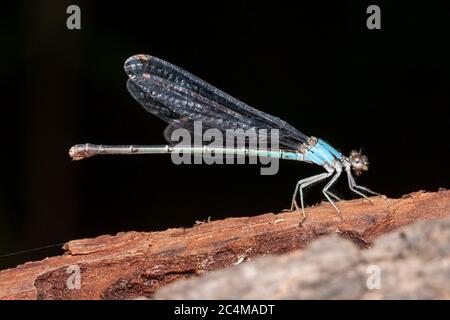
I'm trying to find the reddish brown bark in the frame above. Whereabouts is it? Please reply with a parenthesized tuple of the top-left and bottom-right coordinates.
(0, 190, 449, 300)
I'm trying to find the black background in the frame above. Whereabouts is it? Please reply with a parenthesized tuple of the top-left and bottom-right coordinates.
(0, 1, 448, 269)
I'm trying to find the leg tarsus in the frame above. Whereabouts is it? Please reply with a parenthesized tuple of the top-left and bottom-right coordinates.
(290, 174, 323, 211)
(326, 190, 342, 202)
(322, 170, 342, 212)
(346, 168, 374, 205)
(353, 184, 380, 196)
(290, 172, 332, 220)
(350, 185, 373, 204)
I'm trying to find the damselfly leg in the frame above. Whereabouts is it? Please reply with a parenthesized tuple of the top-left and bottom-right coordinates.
(322, 169, 342, 213)
(291, 172, 332, 218)
(345, 167, 378, 204)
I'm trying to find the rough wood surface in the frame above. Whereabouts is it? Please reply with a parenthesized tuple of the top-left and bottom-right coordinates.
(0, 190, 449, 300)
(155, 216, 450, 299)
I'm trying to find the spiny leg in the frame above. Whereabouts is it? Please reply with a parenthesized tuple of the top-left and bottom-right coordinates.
(290, 174, 324, 211)
(291, 172, 332, 220)
(326, 190, 342, 202)
(347, 169, 380, 196)
(322, 170, 342, 212)
(298, 173, 333, 218)
(345, 168, 373, 204)
(353, 183, 380, 196)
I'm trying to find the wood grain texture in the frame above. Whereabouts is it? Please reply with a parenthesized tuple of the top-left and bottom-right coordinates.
(0, 190, 449, 300)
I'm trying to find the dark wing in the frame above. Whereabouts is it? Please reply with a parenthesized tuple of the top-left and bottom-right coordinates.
(124, 54, 309, 150)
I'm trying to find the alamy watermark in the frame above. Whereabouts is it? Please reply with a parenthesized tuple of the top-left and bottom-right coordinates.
(66, 264, 81, 289)
(169, 121, 281, 175)
(366, 264, 381, 290)
(66, 5, 81, 30)
(366, 5, 381, 30)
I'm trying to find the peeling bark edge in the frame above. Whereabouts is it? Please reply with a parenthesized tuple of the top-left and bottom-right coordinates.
(0, 189, 449, 300)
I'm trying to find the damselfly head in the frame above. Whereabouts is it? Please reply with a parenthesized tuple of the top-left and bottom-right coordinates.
(349, 150, 369, 176)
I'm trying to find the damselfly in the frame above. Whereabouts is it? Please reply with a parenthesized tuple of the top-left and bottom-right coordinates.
(69, 54, 379, 219)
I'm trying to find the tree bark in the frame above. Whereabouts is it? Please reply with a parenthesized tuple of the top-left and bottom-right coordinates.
(0, 190, 449, 300)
